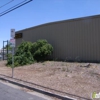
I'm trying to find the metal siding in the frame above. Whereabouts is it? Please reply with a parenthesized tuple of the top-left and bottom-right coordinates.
(16, 15, 100, 62)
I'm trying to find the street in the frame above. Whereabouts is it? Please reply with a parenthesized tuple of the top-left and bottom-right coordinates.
(0, 82, 46, 100)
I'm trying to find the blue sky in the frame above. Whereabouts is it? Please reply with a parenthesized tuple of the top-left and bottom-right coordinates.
(0, 0, 100, 49)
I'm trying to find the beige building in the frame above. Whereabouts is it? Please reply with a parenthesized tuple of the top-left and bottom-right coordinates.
(15, 14, 100, 62)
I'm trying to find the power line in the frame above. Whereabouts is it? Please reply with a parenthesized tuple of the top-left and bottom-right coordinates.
(0, 0, 14, 9)
(0, 0, 33, 17)
(0, 0, 27, 15)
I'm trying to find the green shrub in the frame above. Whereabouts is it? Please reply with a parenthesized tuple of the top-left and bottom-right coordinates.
(7, 41, 34, 67)
(15, 41, 33, 56)
(7, 39, 53, 67)
(7, 54, 12, 66)
(32, 39, 53, 61)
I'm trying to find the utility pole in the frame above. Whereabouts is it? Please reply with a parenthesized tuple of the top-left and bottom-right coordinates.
(10, 29, 15, 78)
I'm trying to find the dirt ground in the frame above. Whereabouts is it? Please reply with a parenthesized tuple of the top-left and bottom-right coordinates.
(0, 60, 100, 100)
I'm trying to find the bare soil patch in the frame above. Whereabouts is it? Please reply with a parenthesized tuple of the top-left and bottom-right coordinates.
(0, 60, 100, 99)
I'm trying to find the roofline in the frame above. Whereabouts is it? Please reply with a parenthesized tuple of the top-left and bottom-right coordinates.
(16, 14, 100, 33)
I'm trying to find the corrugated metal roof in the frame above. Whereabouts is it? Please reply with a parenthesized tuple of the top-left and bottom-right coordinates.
(16, 14, 100, 33)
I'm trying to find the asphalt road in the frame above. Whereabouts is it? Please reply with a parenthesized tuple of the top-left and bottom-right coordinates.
(0, 82, 46, 100)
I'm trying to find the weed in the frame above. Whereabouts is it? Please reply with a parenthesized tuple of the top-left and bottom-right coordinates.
(65, 74, 67, 77)
(61, 63, 65, 66)
(42, 63, 45, 65)
(62, 67, 66, 71)
(66, 67, 69, 72)
(70, 71, 72, 73)
(90, 70, 98, 77)
(51, 64, 54, 67)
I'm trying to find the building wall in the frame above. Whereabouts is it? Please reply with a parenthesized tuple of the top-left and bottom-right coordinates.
(15, 15, 100, 62)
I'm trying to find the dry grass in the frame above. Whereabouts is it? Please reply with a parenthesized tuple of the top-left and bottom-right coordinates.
(0, 60, 100, 99)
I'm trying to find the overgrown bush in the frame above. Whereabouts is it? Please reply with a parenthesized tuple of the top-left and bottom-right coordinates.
(32, 39, 53, 61)
(7, 39, 53, 67)
(15, 41, 33, 56)
(7, 54, 12, 66)
(7, 41, 34, 67)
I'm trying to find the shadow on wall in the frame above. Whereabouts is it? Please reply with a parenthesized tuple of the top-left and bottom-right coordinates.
(50, 56, 100, 63)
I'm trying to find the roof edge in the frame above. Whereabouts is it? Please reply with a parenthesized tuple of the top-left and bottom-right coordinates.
(16, 14, 100, 33)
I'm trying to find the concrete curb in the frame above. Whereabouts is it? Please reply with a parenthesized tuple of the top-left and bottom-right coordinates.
(0, 75, 91, 100)
(0, 76, 76, 100)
